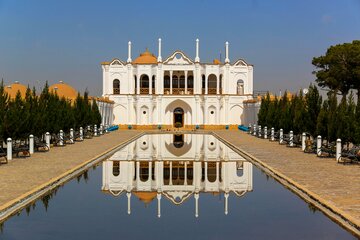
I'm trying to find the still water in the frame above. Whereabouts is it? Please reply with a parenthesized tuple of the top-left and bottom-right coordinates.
(0, 134, 356, 239)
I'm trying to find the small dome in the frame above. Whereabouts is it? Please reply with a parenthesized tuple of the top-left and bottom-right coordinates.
(49, 81, 77, 100)
(133, 48, 157, 64)
(213, 59, 221, 65)
(133, 191, 157, 204)
(5, 82, 27, 99)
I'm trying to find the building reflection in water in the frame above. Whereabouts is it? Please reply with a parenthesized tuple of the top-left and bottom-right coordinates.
(102, 134, 253, 217)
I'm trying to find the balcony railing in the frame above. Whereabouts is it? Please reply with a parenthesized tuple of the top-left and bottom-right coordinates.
(208, 88, 217, 95)
(113, 88, 120, 95)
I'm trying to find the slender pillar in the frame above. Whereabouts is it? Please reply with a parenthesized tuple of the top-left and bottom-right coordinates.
(45, 132, 51, 149)
(170, 71, 173, 94)
(195, 39, 200, 63)
(184, 162, 188, 186)
(317, 135, 322, 157)
(289, 131, 294, 147)
(205, 75, 208, 95)
(225, 41, 230, 63)
(127, 192, 131, 215)
(216, 73, 220, 94)
(336, 139, 341, 162)
(7, 138, 12, 161)
(29, 135, 34, 154)
(271, 127, 275, 141)
(302, 132, 306, 151)
(157, 38, 162, 62)
(157, 193, 161, 218)
(224, 192, 229, 215)
(136, 74, 140, 95)
(185, 71, 188, 94)
(258, 125, 262, 138)
(127, 41, 132, 63)
(194, 192, 199, 218)
(169, 161, 173, 185)
(264, 127, 268, 139)
(253, 124, 257, 136)
(249, 123, 252, 134)
(94, 124, 98, 136)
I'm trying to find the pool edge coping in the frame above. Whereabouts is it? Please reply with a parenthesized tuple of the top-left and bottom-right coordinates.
(0, 131, 146, 223)
(212, 131, 360, 238)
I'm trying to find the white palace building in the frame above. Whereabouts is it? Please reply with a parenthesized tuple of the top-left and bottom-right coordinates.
(101, 39, 256, 129)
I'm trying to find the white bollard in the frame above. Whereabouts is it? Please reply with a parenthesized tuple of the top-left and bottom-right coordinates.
(317, 135, 322, 157)
(279, 129, 284, 144)
(253, 124, 257, 136)
(248, 124, 252, 134)
(59, 130, 64, 146)
(7, 138, 12, 161)
(336, 139, 341, 163)
(79, 127, 84, 141)
(271, 128, 275, 141)
(289, 131, 294, 147)
(264, 126, 268, 139)
(302, 132, 306, 151)
(45, 132, 51, 149)
(94, 124, 98, 137)
(99, 125, 103, 135)
(29, 134, 34, 154)
(258, 125, 262, 138)
(70, 128, 74, 144)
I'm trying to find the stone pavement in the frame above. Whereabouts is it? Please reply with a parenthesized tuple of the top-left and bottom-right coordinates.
(215, 130, 360, 234)
(0, 130, 141, 210)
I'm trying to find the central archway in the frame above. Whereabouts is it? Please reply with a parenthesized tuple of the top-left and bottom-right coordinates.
(173, 107, 184, 127)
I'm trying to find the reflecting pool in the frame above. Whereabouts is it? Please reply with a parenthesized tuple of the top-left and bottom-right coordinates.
(0, 134, 356, 239)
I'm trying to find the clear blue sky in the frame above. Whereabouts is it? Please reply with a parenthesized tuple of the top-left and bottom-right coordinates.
(0, 0, 359, 96)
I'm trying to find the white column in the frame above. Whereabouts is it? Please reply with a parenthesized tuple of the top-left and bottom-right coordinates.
(194, 192, 199, 218)
(204, 97, 208, 125)
(45, 132, 51, 149)
(127, 41, 132, 63)
(127, 96, 131, 124)
(264, 127, 268, 139)
(79, 127, 83, 141)
(302, 132, 306, 151)
(127, 192, 131, 214)
(271, 127, 275, 141)
(157, 192, 161, 218)
(205, 75, 208, 95)
(317, 135, 322, 157)
(29, 135, 34, 154)
(279, 129, 283, 144)
(225, 96, 229, 125)
(336, 139, 341, 162)
(195, 39, 200, 63)
(157, 38, 162, 62)
(136, 100, 140, 125)
(216, 73, 220, 94)
(170, 71, 173, 94)
(224, 192, 229, 215)
(185, 71, 188, 94)
(225, 41, 230, 63)
(59, 130, 64, 146)
(136, 74, 140, 95)
(184, 162, 188, 186)
(7, 138, 12, 161)
(289, 131, 294, 147)
(169, 161, 173, 185)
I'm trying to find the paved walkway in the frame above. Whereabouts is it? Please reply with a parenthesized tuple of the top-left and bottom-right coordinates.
(0, 130, 141, 210)
(216, 130, 360, 233)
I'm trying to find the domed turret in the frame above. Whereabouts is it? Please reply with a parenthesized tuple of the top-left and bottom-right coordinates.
(5, 81, 27, 99)
(49, 81, 77, 100)
(132, 48, 157, 64)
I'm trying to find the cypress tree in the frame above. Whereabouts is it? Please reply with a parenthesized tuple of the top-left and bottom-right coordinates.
(0, 80, 9, 141)
(91, 99, 102, 125)
(305, 84, 322, 136)
(327, 92, 338, 142)
(316, 100, 329, 138)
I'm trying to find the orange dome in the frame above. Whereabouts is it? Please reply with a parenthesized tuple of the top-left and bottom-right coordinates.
(133, 191, 157, 204)
(213, 59, 221, 65)
(49, 81, 77, 100)
(4, 82, 27, 99)
(133, 48, 157, 64)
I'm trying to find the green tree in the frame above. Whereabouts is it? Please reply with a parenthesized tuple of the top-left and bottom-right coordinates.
(316, 100, 329, 138)
(304, 84, 322, 136)
(91, 99, 102, 126)
(0, 80, 9, 141)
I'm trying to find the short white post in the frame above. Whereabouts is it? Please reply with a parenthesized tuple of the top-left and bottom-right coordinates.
(94, 124, 98, 137)
(258, 125, 262, 138)
(79, 127, 83, 141)
(302, 132, 306, 151)
(45, 132, 51, 149)
(194, 192, 199, 218)
(248, 124, 252, 134)
(105, 125, 109, 133)
(253, 124, 257, 136)
(336, 139, 341, 163)
(70, 128, 74, 144)
(29, 134, 34, 154)
(157, 193, 161, 218)
(99, 125, 103, 135)
(271, 127, 274, 141)
(289, 131, 294, 147)
(127, 192, 131, 215)
(279, 129, 283, 144)
(7, 138, 12, 161)
(59, 130, 64, 146)
(87, 125, 91, 135)
(317, 135, 322, 157)
(264, 126, 268, 139)
(224, 192, 229, 215)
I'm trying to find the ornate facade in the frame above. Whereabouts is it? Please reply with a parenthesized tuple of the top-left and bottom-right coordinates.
(101, 39, 254, 128)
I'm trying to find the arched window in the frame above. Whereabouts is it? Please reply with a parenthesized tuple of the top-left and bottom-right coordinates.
(113, 79, 120, 94)
(140, 74, 149, 94)
(112, 161, 120, 176)
(208, 74, 217, 94)
(237, 80, 244, 95)
(172, 76, 179, 89)
(187, 75, 194, 93)
(179, 75, 185, 88)
(164, 75, 170, 88)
